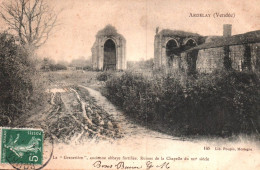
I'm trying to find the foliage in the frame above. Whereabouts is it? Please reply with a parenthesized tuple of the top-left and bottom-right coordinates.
(96, 25, 125, 41)
(41, 58, 67, 71)
(104, 70, 260, 136)
(49, 64, 67, 71)
(0, 33, 45, 123)
(127, 59, 154, 70)
(96, 71, 113, 81)
(83, 66, 92, 71)
(158, 29, 201, 37)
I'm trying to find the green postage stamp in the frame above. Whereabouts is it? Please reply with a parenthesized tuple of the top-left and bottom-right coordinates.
(0, 127, 43, 165)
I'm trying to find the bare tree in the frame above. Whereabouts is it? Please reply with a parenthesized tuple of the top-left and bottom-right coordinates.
(0, 0, 58, 50)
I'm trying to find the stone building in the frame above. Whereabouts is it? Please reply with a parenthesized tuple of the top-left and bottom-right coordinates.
(91, 25, 126, 70)
(154, 25, 260, 74)
(154, 28, 205, 71)
(187, 27, 260, 73)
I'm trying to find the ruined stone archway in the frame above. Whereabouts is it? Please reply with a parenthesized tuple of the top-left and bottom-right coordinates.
(92, 25, 126, 70)
(185, 38, 197, 48)
(154, 29, 203, 70)
(166, 39, 178, 66)
(103, 39, 116, 70)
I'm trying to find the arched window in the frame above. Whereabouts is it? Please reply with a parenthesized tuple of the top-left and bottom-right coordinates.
(166, 39, 178, 57)
(185, 39, 197, 48)
(166, 39, 178, 67)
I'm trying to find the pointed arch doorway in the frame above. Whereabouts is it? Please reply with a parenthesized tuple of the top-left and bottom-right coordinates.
(103, 39, 116, 70)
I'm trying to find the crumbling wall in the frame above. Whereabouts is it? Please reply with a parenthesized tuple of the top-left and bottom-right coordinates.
(91, 45, 98, 70)
(230, 45, 245, 71)
(154, 34, 161, 69)
(250, 43, 260, 72)
(196, 47, 224, 73)
(153, 29, 204, 70)
(154, 26, 259, 74)
(194, 43, 260, 73)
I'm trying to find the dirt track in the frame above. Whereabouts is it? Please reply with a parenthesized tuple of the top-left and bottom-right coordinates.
(14, 82, 178, 144)
(7, 73, 260, 170)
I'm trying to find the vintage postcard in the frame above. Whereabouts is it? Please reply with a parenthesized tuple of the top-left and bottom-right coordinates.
(0, 0, 259, 169)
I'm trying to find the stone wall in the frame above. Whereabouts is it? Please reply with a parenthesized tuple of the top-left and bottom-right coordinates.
(186, 42, 260, 74)
(155, 27, 260, 74)
(249, 43, 260, 72)
(154, 34, 161, 69)
(230, 45, 245, 71)
(197, 47, 224, 73)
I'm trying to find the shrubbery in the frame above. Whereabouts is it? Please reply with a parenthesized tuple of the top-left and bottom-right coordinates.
(96, 71, 113, 81)
(0, 33, 45, 124)
(83, 66, 92, 71)
(104, 71, 260, 136)
(49, 63, 67, 71)
(41, 63, 67, 71)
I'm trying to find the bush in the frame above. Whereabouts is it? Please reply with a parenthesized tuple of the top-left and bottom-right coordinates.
(0, 33, 45, 123)
(83, 66, 92, 71)
(182, 71, 260, 135)
(52, 64, 67, 71)
(104, 70, 260, 136)
(96, 71, 113, 81)
(45, 63, 67, 71)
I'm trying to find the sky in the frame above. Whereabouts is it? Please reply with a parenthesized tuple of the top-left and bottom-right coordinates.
(0, 0, 259, 62)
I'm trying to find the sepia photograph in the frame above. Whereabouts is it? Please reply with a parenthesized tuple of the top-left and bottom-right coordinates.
(0, 0, 259, 169)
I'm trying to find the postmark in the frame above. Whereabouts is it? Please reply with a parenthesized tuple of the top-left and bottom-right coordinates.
(0, 127, 43, 165)
(7, 130, 54, 170)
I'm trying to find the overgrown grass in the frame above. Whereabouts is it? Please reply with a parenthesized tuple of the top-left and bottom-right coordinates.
(45, 70, 101, 87)
(104, 70, 260, 137)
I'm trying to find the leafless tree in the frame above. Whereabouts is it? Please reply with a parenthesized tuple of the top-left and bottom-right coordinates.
(0, 0, 59, 50)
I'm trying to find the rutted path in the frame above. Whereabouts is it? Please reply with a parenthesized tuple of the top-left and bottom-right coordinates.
(14, 84, 181, 144)
(57, 86, 123, 142)
(10, 84, 260, 170)
(78, 85, 181, 141)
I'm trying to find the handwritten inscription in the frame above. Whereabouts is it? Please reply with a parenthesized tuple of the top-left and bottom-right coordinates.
(146, 161, 170, 170)
(93, 161, 172, 169)
(93, 161, 143, 169)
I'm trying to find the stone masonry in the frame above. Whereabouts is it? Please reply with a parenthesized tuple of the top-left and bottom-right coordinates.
(92, 25, 126, 70)
(154, 25, 260, 74)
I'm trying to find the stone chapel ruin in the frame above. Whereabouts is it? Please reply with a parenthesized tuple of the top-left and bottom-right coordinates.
(154, 25, 260, 74)
(91, 25, 126, 70)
